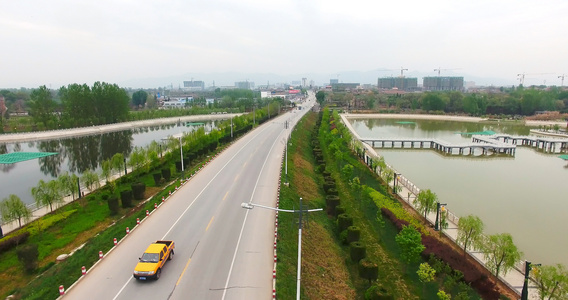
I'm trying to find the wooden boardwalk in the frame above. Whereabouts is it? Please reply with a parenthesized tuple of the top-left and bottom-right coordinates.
(360, 136, 516, 156)
(488, 134, 568, 153)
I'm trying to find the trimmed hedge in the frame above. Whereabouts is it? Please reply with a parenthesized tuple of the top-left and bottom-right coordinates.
(120, 189, 133, 208)
(108, 197, 119, 215)
(359, 258, 378, 283)
(162, 168, 171, 181)
(347, 225, 361, 243)
(337, 214, 353, 232)
(350, 241, 366, 262)
(132, 182, 146, 200)
(0, 231, 30, 254)
(152, 172, 162, 185)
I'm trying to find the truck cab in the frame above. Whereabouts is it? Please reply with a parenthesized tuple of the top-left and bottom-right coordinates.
(133, 240, 174, 280)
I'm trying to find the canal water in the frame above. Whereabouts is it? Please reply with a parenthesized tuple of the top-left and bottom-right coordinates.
(349, 118, 568, 267)
(0, 121, 217, 210)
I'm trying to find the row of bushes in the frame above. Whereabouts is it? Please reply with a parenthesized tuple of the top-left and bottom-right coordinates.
(313, 114, 390, 299)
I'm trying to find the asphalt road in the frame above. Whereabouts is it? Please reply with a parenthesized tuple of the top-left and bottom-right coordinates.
(64, 94, 314, 300)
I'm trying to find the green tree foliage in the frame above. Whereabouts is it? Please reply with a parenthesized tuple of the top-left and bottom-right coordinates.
(532, 264, 568, 300)
(0, 194, 32, 227)
(421, 93, 447, 111)
(80, 169, 100, 192)
(131, 90, 148, 108)
(414, 189, 437, 219)
(31, 179, 63, 212)
(28, 85, 56, 128)
(395, 225, 425, 265)
(128, 146, 147, 173)
(456, 215, 484, 256)
(463, 93, 487, 116)
(59, 82, 129, 127)
(437, 290, 451, 300)
(111, 153, 125, 176)
(58, 172, 79, 200)
(417, 262, 436, 295)
(17, 243, 39, 273)
(482, 233, 522, 277)
(316, 91, 326, 106)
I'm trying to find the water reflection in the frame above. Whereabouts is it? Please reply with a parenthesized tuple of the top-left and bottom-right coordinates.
(0, 121, 214, 207)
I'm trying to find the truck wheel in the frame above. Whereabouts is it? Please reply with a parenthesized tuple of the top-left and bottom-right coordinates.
(168, 250, 174, 260)
(155, 268, 161, 280)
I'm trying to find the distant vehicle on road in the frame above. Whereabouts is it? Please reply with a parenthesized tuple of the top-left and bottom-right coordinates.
(133, 240, 175, 280)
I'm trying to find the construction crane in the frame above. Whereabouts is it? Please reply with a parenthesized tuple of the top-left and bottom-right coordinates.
(559, 74, 566, 87)
(400, 67, 408, 77)
(434, 68, 460, 76)
(516, 73, 552, 86)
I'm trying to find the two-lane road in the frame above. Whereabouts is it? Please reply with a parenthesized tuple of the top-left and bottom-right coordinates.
(64, 93, 314, 300)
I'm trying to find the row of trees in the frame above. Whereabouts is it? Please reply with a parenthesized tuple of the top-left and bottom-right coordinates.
(325, 86, 568, 116)
(336, 107, 567, 299)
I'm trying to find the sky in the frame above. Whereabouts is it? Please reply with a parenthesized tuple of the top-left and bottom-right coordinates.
(1, 0, 567, 88)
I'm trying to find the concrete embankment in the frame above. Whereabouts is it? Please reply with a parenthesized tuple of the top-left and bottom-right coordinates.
(0, 114, 241, 143)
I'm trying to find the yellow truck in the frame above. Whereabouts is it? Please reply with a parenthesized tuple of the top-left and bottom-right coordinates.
(133, 240, 174, 280)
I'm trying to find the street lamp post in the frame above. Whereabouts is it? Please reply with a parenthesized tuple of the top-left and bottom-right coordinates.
(521, 261, 540, 300)
(179, 136, 184, 173)
(241, 198, 322, 300)
(124, 158, 128, 175)
(393, 172, 400, 192)
(434, 202, 447, 231)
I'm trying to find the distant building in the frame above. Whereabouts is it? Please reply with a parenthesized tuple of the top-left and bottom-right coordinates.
(377, 77, 418, 90)
(331, 83, 360, 91)
(423, 77, 464, 91)
(330, 79, 339, 85)
(235, 81, 254, 90)
(302, 78, 307, 87)
(183, 80, 205, 91)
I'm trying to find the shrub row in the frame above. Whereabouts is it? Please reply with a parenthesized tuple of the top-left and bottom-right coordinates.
(0, 231, 30, 254)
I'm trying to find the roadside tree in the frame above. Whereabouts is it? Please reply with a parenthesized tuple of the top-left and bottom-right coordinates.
(0, 194, 32, 227)
(414, 189, 437, 219)
(456, 215, 484, 257)
(532, 264, 568, 300)
(482, 233, 522, 278)
(80, 169, 100, 192)
(31, 179, 63, 212)
(58, 172, 79, 200)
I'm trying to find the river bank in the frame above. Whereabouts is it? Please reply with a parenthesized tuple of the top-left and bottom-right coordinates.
(0, 113, 241, 143)
(344, 113, 567, 128)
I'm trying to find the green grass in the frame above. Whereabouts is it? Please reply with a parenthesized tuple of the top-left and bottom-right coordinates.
(275, 109, 483, 299)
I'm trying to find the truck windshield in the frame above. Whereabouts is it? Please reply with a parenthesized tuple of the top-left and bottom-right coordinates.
(140, 253, 159, 263)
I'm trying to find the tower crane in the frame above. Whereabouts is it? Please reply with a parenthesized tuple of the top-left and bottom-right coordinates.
(434, 68, 460, 76)
(516, 73, 552, 86)
(559, 74, 566, 87)
(400, 67, 408, 77)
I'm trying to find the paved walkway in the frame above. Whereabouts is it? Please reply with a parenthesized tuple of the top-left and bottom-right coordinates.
(340, 114, 539, 299)
(0, 114, 240, 143)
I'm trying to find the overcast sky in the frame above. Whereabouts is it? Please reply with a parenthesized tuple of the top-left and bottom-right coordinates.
(1, 0, 567, 88)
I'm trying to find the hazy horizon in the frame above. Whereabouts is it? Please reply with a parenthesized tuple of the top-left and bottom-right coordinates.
(2, 0, 567, 89)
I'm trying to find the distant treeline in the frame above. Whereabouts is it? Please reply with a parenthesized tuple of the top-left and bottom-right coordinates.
(327, 86, 568, 117)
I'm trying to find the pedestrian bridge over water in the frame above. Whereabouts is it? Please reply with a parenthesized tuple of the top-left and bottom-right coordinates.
(361, 133, 568, 156)
(360, 136, 516, 156)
